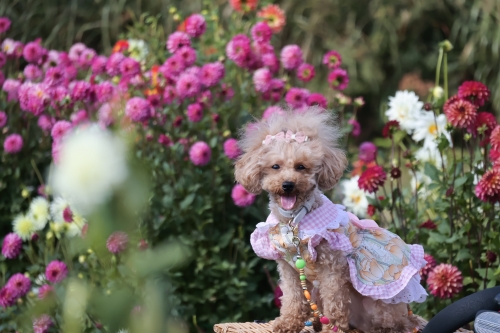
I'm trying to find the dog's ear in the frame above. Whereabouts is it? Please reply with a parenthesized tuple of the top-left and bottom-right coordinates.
(234, 148, 263, 194)
(317, 147, 347, 191)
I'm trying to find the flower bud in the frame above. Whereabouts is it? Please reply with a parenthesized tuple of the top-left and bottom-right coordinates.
(173, 14, 181, 22)
(464, 133, 472, 142)
(21, 189, 29, 198)
(79, 255, 86, 264)
(424, 103, 433, 111)
(432, 87, 444, 99)
(440, 40, 453, 52)
(169, 6, 177, 14)
(353, 97, 365, 107)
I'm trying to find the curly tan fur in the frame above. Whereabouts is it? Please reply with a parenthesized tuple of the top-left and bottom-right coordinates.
(235, 107, 418, 333)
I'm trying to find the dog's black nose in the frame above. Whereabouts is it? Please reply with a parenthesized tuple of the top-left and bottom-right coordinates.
(282, 181, 295, 193)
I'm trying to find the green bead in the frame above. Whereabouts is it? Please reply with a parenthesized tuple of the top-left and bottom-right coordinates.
(300, 275, 307, 281)
(295, 258, 306, 269)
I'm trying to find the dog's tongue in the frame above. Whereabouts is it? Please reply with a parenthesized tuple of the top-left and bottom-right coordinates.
(281, 195, 296, 210)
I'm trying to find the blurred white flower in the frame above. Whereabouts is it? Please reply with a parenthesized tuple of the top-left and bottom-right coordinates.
(50, 125, 128, 213)
(415, 144, 446, 167)
(410, 171, 432, 198)
(13, 214, 37, 240)
(50, 197, 72, 224)
(386, 90, 424, 134)
(341, 176, 373, 217)
(29, 196, 50, 230)
(66, 213, 87, 238)
(128, 39, 149, 62)
(412, 113, 451, 148)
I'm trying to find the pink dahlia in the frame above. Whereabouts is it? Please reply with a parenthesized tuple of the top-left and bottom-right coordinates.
(359, 142, 377, 163)
(95, 81, 115, 104)
(323, 50, 342, 69)
(491, 125, 500, 151)
(229, 0, 258, 13)
(231, 184, 256, 207)
(163, 86, 177, 104)
(189, 141, 211, 166)
(7, 273, 31, 298)
(253, 67, 272, 92)
(328, 68, 349, 90)
(68, 43, 87, 63)
(126, 97, 152, 122)
(443, 96, 477, 128)
(262, 53, 279, 74)
(2, 78, 21, 101)
(23, 41, 43, 63)
(285, 87, 309, 108)
(280, 45, 303, 70)
(427, 263, 463, 299)
(262, 106, 284, 120)
(257, 4, 286, 33)
(51, 120, 72, 142)
(263, 78, 284, 102)
(468, 111, 497, 138)
(176, 72, 201, 99)
(223, 138, 241, 159)
(2, 233, 22, 259)
(200, 62, 225, 88)
(78, 48, 96, 68)
(197, 90, 212, 108)
(38, 284, 54, 300)
(106, 52, 125, 76)
(91, 55, 108, 75)
(0, 17, 11, 33)
(71, 109, 88, 125)
(226, 34, 251, 64)
(158, 134, 173, 147)
(187, 103, 203, 122)
(185, 14, 206, 38)
(45, 260, 68, 284)
(251, 22, 273, 43)
(167, 31, 191, 53)
(382, 120, 400, 139)
(106, 231, 129, 254)
(173, 115, 183, 128)
(24, 64, 42, 81)
(218, 83, 234, 102)
(420, 254, 437, 278)
(177, 46, 197, 67)
(458, 81, 490, 107)
(70, 80, 92, 102)
(475, 169, 500, 203)
(120, 57, 141, 78)
(348, 119, 361, 137)
(358, 165, 386, 193)
(0, 111, 7, 127)
(0, 286, 15, 308)
(297, 63, 315, 82)
(33, 314, 53, 333)
(3, 133, 23, 154)
(43, 66, 65, 87)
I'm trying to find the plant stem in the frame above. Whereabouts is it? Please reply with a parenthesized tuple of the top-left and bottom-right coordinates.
(435, 48, 444, 88)
(443, 52, 449, 100)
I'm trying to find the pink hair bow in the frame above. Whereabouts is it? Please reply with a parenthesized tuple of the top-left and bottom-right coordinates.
(347, 212, 380, 230)
(262, 131, 309, 145)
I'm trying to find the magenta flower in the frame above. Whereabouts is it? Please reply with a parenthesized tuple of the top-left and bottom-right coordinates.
(98, 103, 114, 127)
(163, 55, 185, 77)
(0, 286, 15, 308)
(328, 68, 349, 90)
(226, 34, 251, 64)
(197, 90, 212, 108)
(120, 57, 141, 78)
(189, 141, 212, 166)
(251, 22, 272, 43)
(348, 119, 361, 137)
(297, 63, 315, 82)
(23, 64, 42, 81)
(173, 115, 183, 128)
(158, 134, 173, 147)
(176, 72, 201, 99)
(187, 103, 204, 122)
(263, 78, 284, 102)
(253, 68, 272, 92)
(106, 52, 125, 76)
(285, 87, 310, 108)
(70, 80, 92, 102)
(43, 66, 65, 87)
(20, 83, 49, 115)
(52, 141, 61, 163)
(38, 114, 54, 132)
(2, 78, 21, 101)
(68, 43, 87, 63)
(306, 93, 328, 108)
(38, 284, 54, 300)
(253, 41, 274, 57)
(106, 231, 129, 254)
(71, 110, 88, 125)
(91, 55, 108, 75)
(45, 260, 68, 284)
(0, 111, 7, 128)
(184, 65, 201, 77)
(359, 142, 377, 163)
(78, 48, 96, 68)
(231, 184, 256, 207)
(177, 46, 197, 67)
(126, 97, 152, 122)
(33, 314, 53, 333)
(163, 86, 177, 104)
(223, 138, 241, 159)
(280, 45, 303, 70)
(218, 84, 234, 102)
(185, 14, 207, 38)
(3, 133, 23, 154)
(0, 72, 4, 87)
(0, 17, 11, 33)
(95, 81, 115, 104)
(200, 62, 225, 88)
(261, 53, 279, 74)
(167, 31, 191, 53)
(323, 50, 342, 69)
(51, 120, 72, 142)
(2, 233, 22, 259)
(7, 273, 31, 298)
(23, 41, 43, 63)
(262, 106, 284, 120)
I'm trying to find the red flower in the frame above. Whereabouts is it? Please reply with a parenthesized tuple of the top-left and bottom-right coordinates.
(229, 0, 258, 13)
(486, 250, 497, 264)
(351, 160, 376, 177)
(468, 112, 497, 146)
(112, 40, 129, 54)
(358, 165, 386, 193)
(458, 81, 490, 106)
(475, 169, 500, 203)
(490, 125, 500, 151)
(420, 253, 437, 278)
(390, 167, 401, 179)
(443, 96, 477, 129)
(427, 264, 463, 299)
(489, 147, 500, 162)
(419, 219, 437, 229)
(382, 120, 400, 139)
(367, 205, 376, 217)
(257, 4, 286, 33)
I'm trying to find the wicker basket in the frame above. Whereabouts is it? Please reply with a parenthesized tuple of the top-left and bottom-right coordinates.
(213, 317, 473, 333)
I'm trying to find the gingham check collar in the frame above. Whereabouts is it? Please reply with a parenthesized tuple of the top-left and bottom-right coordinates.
(277, 195, 316, 225)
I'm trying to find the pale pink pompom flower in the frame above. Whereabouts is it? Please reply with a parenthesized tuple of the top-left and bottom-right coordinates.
(189, 141, 211, 166)
(33, 314, 53, 333)
(166, 32, 191, 53)
(106, 231, 129, 254)
(185, 14, 207, 38)
(187, 103, 203, 122)
(38, 284, 54, 300)
(253, 68, 272, 92)
(223, 138, 241, 159)
(2, 233, 22, 259)
(231, 184, 256, 207)
(51, 120, 72, 142)
(125, 97, 152, 122)
(3, 133, 23, 154)
(280, 45, 303, 70)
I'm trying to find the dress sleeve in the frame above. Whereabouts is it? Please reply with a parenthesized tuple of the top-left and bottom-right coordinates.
(250, 222, 282, 260)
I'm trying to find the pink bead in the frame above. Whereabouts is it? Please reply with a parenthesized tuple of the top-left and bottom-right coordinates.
(332, 326, 338, 332)
(320, 316, 330, 325)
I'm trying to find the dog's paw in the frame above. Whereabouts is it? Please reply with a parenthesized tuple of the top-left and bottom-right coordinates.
(272, 316, 305, 333)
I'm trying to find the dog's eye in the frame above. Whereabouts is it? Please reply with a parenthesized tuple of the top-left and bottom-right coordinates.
(296, 165, 306, 170)
(272, 164, 280, 170)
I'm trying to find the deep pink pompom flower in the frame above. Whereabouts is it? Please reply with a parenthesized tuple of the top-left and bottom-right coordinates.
(223, 138, 241, 159)
(2, 233, 22, 259)
(70, 80, 92, 102)
(187, 103, 203, 122)
(420, 253, 437, 279)
(106, 52, 125, 76)
(126, 97, 152, 122)
(68, 43, 87, 63)
(45, 260, 68, 284)
(7, 273, 31, 298)
(280, 45, 303, 70)
(176, 72, 201, 99)
(95, 81, 115, 104)
(443, 96, 477, 129)
(263, 78, 284, 102)
(0, 17, 11, 33)
(185, 14, 206, 38)
(323, 50, 342, 69)
(359, 142, 377, 163)
(306, 93, 327, 108)
(328, 68, 349, 90)
(253, 42, 274, 57)
(120, 57, 141, 78)
(163, 86, 177, 105)
(106, 231, 129, 254)
(167, 31, 191, 53)
(0, 286, 15, 308)
(51, 120, 72, 142)
(226, 34, 251, 64)
(253, 68, 272, 92)
(0, 111, 7, 128)
(285, 87, 309, 108)
(3, 133, 23, 154)
(78, 48, 96, 69)
(251, 22, 272, 43)
(200, 62, 225, 88)
(38, 284, 54, 300)
(162, 55, 185, 79)
(262, 106, 284, 120)
(218, 84, 234, 102)
(177, 46, 197, 67)
(475, 169, 500, 203)
(23, 41, 43, 63)
(91, 55, 108, 75)
(23, 64, 42, 81)
(231, 184, 256, 207)
(43, 66, 65, 87)
(33, 314, 53, 333)
(468, 111, 497, 138)
(348, 119, 361, 137)
(189, 141, 211, 166)
(297, 63, 315, 82)
(427, 264, 463, 299)
(2, 78, 21, 101)
(458, 81, 490, 107)
(262, 53, 279, 74)
(358, 165, 386, 193)
(197, 90, 212, 108)
(158, 134, 173, 147)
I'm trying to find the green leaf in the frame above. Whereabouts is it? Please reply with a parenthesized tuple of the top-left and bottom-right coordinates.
(424, 162, 440, 182)
(455, 249, 473, 261)
(454, 176, 468, 188)
(373, 137, 391, 148)
(180, 193, 196, 210)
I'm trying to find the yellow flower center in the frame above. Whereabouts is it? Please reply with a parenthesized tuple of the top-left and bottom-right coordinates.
(351, 194, 362, 204)
(428, 124, 438, 136)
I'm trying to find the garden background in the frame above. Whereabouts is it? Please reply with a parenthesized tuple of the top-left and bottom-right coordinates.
(0, 0, 499, 332)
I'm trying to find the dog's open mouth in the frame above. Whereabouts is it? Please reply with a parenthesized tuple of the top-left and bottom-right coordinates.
(280, 195, 297, 210)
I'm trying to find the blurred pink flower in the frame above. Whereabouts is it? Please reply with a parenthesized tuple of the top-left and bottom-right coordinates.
(68, 43, 87, 63)
(106, 52, 125, 76)
(359, 142, 377, 163)
(185, 14, 206, 38)
(218, 84, 234, 102)
(71, 110, 88, 125)
(95, 81, 115, 104)
(251, 22, 272, 43)
(2, 233, 22, 259)
(253, 67, 272, 92)
(158, 134, 173, 147)
(70, 80, 92, 102)
(38, 284, 54, 300)
(328, 68, 349, 90)
(176, 72, 201, 99)
(33, 314, 53, 333)
(163, 86, 177, 105)
(0, 17, 11, 33)
(173, 115, 183, 128)
(52, 141, 61, 163)
(420, 253, 437, 279)
(475, 169, 500, 203)
(107, 231, 129, 254)
(322, 50, 342, 69)
(98, 103, 114, 127)
(297, 63, 315, 82)
(280, 45, 303, 70)
(458, 81, 490, 107)
(3, 133, 23, 154)
(167, 32, 191, 53)
(177, 46, 197, 67)
(358, 165, 386, 193)
(0, 52, 5, 68)
(43, 66, 65, 87)
(226, 34, 251, 65)
(348, 119, 361, 137)
(91, 55, 108, 74)
(7, 273, 31, 298)
(262, 106, 284, 120)
(197, 90, 212, 108)
(306, 93, 327, 108)
(0, 111, 7, 128)
(0, 286, 15, 308)
(257, 4, 286, 33)
(231, 184, 256, 207)
(285, 87, 309, 108)
(78, 48, 96, 69)
(223, 138, 241, 159)
(45, 260, 68, 283)
(187, 102, 204, 122)
(23, 64, 42, 81)
(2, 78, 21, 101)
(120, 57, 141, 78)
(189, 141, 211, 166)
(263, 78, 284, 102)
(126, 97, 152, 122)
(51, 120, 72, 142)
(23, 41, 43, 63)
(200, 62, 225, 88)
(262, 53, 279, 74)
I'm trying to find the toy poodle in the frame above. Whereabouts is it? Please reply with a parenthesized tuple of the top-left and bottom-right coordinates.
(234, 107, 427, 333)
